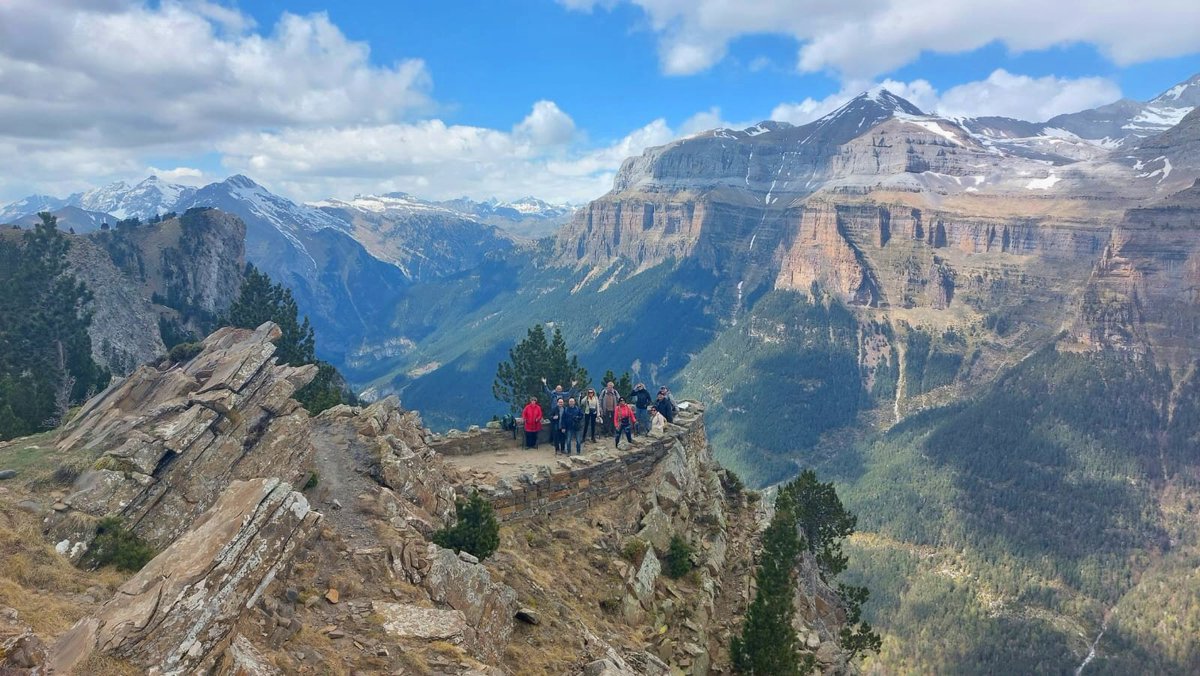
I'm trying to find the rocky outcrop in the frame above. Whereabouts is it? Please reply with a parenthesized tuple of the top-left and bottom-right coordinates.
(47, 478, 321, 675)
(418, 544, 519, 661)
(311, 397, 460, 530)
(45, 322, 316, 554)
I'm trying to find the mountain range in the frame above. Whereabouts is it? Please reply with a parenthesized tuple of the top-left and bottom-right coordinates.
(3, 71, 1200, 674)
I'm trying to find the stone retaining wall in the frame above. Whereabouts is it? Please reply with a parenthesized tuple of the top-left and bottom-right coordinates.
(466, 405, 705, 523)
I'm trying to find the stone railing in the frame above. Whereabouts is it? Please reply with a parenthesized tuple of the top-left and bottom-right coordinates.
(457, 403, 706, 522)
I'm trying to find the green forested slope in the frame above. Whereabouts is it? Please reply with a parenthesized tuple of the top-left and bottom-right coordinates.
(818, 350, 1200, 674)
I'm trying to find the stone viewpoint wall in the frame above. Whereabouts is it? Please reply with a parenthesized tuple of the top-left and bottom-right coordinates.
(440, 404, 706, 522)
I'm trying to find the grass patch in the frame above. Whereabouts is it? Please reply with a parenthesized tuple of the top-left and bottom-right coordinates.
(81, 517, 155, 572)
(620, 538, 649, 564)
(0, 503, 119, 635)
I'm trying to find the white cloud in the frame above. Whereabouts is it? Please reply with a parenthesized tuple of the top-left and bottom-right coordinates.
(0, 0, 431, 198)
(513, 100, 578, 146)
(935, 70, 1122, 121)
(217, 106, 679, 204)
(146, 166, 209, 186)
(561, 0, 1200, 78)
(769, 71, 1121, 125)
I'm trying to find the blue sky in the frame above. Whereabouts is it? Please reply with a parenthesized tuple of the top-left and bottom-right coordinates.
(1, 0, 1198, 204)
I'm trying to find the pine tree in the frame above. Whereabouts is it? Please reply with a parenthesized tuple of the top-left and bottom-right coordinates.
(784, 469, 856, 577)
(0, 213, 108, 440)
(732, 470, 880, 672)
(493, 325, 589, 413)
(431, 492, 500, 560)
(732, 490, 805, 674)
(224, 263, 349, 414)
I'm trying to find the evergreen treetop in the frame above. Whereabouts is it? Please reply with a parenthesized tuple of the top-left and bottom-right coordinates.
(493, 324, 589, 413)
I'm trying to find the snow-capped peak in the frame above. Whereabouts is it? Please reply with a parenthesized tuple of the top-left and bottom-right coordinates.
(1150, 73, 1200, 107)
(76, 176, 195, 220)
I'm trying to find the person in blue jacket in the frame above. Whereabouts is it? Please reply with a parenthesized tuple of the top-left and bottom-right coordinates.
(630, 383, 653, 435)
(542, 376, 577, 449)
(560, 397, 585, 455)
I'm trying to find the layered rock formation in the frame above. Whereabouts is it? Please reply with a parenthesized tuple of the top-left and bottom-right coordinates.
(47, 478, 321, 675)
(45, 321, 316, 554)
(1073, 179, 1200, 366)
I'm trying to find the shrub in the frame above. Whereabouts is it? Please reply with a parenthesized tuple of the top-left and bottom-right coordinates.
(432, 492, 500, 561)
(664, 534, 694, 579)
(302, 471, 319, 491)
(167, 342, 203, 364)
(721, 469, 745, 497)
(52, 456, 92, 485)
(81, 517, 155, 572)
(621, 538, 649, 563)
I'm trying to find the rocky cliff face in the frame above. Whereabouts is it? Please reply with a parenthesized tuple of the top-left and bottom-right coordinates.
(0, 322, 839, 674)
(62, 207, 246, 374)
(550, 83, 1200, 410)
(1073, 179, 1200, 367)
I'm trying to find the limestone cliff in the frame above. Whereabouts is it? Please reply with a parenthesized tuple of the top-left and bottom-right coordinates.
(550, 86, 1200, 414)
(1072, 179, 1200, 367)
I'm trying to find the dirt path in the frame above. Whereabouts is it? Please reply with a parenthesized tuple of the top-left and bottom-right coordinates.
(306, 421, 384, 545)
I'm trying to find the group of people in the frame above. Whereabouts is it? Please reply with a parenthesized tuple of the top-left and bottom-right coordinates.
(520, 378, 680, 455)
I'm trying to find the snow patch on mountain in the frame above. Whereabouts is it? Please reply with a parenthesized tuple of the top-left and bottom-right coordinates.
(1025, 174, 1062, 190)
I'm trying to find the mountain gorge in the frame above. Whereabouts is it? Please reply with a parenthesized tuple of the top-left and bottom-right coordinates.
(3, 71, 1200, 674)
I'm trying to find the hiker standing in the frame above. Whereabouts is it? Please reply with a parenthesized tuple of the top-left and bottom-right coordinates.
(613, 397, 635, 449)
(550, 397, 566, 454)
(581, 388, 600, 443)
(631, 383, 653, 435)
(542, 377, 576, 450)
(654, 390, 676, 424)
(521, 397, 543, 449)
(598, 381, 620, 436)
(562, 397, 585, 455)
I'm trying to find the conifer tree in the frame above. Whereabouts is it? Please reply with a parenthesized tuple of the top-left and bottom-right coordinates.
(493, 324, 589, 413)
(0, 213, 108, 440)
(224, 263, 350, 414)
(732, 470, 880, 672)
(732, 487, 805, 674)
(784, 469, 857, 578)
(432, 492, 500, 560)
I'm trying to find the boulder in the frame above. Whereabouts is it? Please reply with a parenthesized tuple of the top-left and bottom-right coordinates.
(629, 549, 661, 607)
(46, 478, 322, 675)
(636, 506, 673, 553)
(0, 469, 17, 480)
(421, 543, 518, 662)
(373, 601, 468, 642)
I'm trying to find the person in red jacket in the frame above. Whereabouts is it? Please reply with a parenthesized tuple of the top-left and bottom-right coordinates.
(613, 397, 636, 449)
(521, 396, 543, 449)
